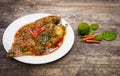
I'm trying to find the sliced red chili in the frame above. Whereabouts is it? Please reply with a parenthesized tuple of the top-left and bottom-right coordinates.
(36, 27, 41, 32)
(41, 27, 45, 31)
(28, 28, 35, 36)
(28, 26, 45, 37)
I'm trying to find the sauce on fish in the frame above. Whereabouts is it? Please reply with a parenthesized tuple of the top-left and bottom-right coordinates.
(7, 16, 66, 57)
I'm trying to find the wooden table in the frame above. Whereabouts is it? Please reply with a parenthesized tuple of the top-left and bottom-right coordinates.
(0, 0, 120, 76)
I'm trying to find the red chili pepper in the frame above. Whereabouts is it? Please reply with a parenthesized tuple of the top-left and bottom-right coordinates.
(28, 26, 45, 37)
(41, 27, 45, 31)
(28, 28, 35, 36)
(33, 32, 38, 37)
(36, 27, 41, 32)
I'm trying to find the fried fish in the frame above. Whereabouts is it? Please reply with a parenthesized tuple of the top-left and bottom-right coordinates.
(7, 16, 66, 57)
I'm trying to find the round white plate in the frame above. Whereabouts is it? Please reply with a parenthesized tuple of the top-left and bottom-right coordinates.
(2, 13, 74, 64)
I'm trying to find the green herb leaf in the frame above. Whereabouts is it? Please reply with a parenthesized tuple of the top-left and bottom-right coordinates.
(102, 31, 117, 41)
(93, 35, 103, 41)
(90, 23, 99, 30)
(78, 22, 90, 36)
(88, 29, 94, 35)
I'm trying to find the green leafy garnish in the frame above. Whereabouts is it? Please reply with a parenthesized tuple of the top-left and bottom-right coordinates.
(93, 35, 103, 41)
(102, 31, 117, 41)
(88, 23, 99, 35)
(78, 22, 90, 35)
(90, 23, 99, 30)
(88, 29, 94, 35)
(78, 22, 117, 42)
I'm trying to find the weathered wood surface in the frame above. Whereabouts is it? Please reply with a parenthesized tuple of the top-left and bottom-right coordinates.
(0, 0, 120, 76)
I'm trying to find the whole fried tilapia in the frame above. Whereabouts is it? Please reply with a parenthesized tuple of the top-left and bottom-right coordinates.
(7, 16, 66, 57)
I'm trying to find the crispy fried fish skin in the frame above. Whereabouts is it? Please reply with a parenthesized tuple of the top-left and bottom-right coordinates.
(7, 16, 66, 57)
(35, 16, 61, 26)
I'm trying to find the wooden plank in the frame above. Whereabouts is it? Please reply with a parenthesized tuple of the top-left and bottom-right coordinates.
(0, 1, 120, 7)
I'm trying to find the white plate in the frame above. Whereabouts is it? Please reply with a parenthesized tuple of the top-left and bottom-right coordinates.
(2, 13, 74, 64)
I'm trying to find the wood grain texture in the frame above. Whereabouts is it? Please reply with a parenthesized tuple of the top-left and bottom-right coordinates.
(0, 0, 120, 76)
